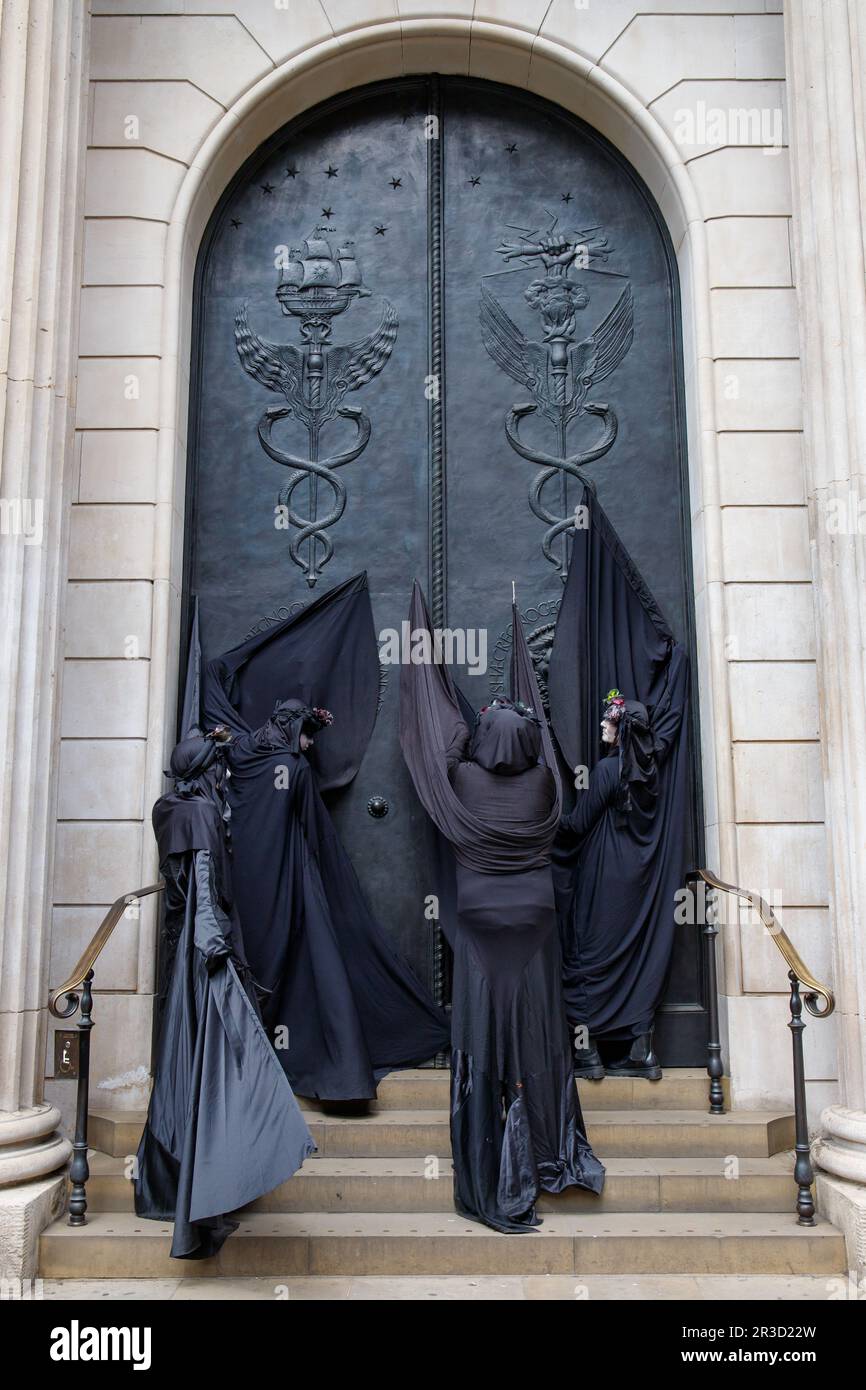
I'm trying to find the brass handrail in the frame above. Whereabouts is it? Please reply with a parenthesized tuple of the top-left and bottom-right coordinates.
(48, 881, 164, 1228)
(49, 883, 164, 1019)
(689, 867, 835, 1019)
(687, 866, 834, 1225)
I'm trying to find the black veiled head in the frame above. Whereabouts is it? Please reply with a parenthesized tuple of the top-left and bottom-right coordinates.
(621, 698, 649, 731)
(610, 698, 657, 820)
(263, 697, 334, 754)
(168, 733, 218, 784)
(470, 700, 542, 775)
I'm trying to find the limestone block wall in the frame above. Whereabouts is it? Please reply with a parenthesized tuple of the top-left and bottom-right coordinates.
(43, 0, 836, 1127)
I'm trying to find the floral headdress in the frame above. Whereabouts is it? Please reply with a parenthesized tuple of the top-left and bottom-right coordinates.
(308, 706, 334, 729)
(602, 687, 627, 724)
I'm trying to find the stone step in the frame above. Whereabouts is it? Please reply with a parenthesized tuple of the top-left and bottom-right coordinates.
(85, 1069, 730, 1156)
(299, 1109, 794, 1160)
(297, 1069, 730, 1112)
(39, 1210, 845, 1279)
(38, 1272, 850, 1301)
(84, 1151, 801, 1215)
(89, 1108, 794, 1161)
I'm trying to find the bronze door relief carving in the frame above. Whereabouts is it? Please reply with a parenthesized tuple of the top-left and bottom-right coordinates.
(184, 76, 705, 1062)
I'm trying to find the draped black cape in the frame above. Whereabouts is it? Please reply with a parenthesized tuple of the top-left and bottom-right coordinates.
(548, 486, 690, 1044)
(400, 583, 604, 1232)
(134, 766, 316, 1260)
(399, 583, 562, 874)
(203, 573, 450, 1101)
(203, 572, 381, 793)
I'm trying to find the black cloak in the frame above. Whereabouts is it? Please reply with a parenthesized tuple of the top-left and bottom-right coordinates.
(548, 486, 690, 1044)
(134, 735, 316, 1260)
(400, 583, 605, 1233)
(203, 574, 450, 1101)
(203, 572, 381, 793)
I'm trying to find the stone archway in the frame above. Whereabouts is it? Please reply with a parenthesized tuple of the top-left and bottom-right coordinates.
(147, 21, 732, 911)
(181, 71, 707, 1060)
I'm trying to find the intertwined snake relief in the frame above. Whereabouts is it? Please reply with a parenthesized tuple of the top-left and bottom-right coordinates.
(235, 228, 398, 586)
(479, 225, 634, 580)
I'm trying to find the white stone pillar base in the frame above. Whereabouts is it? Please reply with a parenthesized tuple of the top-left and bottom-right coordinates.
(815, 1174, 866, 1285)
(0, 1104, 72, 1189)
(813, 1107, 866, 1186)
(0, 1104, 71, 1277)
(813, 1108, 866, 1279)
(0, 1172, 68, 1281)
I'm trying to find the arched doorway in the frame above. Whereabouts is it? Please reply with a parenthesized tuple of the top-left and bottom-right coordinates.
(183, 75, 704, 1063)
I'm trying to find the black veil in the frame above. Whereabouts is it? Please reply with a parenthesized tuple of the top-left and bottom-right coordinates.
(399, 580, 560, 874)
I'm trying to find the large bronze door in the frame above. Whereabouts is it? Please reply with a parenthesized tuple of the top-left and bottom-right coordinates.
(184, 77, 705, 1063)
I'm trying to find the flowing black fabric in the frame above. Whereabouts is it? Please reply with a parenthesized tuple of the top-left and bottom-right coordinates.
(203, 577, 449, 1102)
(548, 486, 690, 1044)
(399, 583, 561, 872)
(180, 596, 202, 737)
(400, 584, 604, 1233)
(134, 762, 315, 1260)
(203, 572, 380, 792)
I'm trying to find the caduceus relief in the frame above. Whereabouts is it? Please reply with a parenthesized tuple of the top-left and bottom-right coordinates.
(479, 217, 634, 580)
(235, 225, 398, 586)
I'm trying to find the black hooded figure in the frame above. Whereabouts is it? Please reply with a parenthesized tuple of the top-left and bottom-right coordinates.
(400, 582, 605, 1233)
(203, 574, 450, 1102)
(134, 731, 316, 1260)
(548, 485, 691, 1080)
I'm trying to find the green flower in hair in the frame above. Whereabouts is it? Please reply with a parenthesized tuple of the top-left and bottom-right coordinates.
(602, 688, 627, 722)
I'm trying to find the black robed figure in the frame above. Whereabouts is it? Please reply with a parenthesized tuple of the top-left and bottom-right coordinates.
(203, 573, 450, 1102)
(135, 731, 315, 1260)
(548, 484, 690, 1079)
(400, 582, 605, 1233)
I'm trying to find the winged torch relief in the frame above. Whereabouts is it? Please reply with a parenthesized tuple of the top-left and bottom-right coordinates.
(479, 220, 634, 580)
(235, 225, 398, 586)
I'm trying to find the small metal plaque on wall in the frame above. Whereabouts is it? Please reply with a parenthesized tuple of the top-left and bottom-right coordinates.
(54, 1031, 79, 1079)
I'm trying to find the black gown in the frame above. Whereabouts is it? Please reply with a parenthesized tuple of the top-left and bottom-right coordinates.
(400, 583, 605, 1232)
(203, 575, 450, 1102)
(134, 738, 316, 1259)
(548, 485, 690, 1045)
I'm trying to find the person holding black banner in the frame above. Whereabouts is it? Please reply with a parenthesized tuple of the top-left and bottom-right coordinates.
(400, 581, 605, 1233)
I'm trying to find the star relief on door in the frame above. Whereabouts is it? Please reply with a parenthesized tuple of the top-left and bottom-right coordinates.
(235, 223, 398, 588)
(479, 214, 634, 582)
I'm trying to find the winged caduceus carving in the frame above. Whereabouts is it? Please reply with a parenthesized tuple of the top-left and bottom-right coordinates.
(236, 225, 398, 586)
(479, 222, 634, 579)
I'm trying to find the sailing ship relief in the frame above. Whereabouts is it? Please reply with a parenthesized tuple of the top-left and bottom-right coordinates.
(235, 226, 398, 586)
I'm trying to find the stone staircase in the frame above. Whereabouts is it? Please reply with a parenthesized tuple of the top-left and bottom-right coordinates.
(39, 1070, 846, 1281)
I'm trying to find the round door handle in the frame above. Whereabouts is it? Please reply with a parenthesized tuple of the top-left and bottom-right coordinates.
(367, 795, 389, 819)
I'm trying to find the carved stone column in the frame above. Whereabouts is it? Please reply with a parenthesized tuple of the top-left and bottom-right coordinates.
(0, 0, 88, 1278)
(783, 0, 866, 1278)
